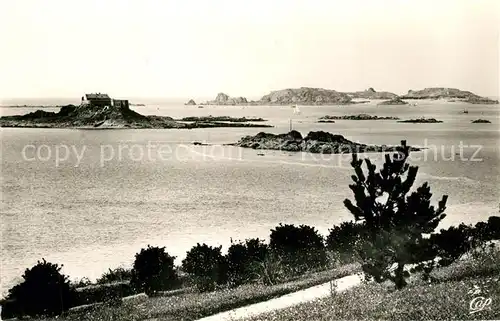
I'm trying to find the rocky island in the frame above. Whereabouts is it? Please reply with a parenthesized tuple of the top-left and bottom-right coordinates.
(377, 97, 408, 105)
(471, 119, 491, 123)
(398, 118, 443, 123)
(319, 114, 400, 121)
(0, 104, 272, 129)
(400, 87, 498, 104)
(185, 99, 197, 106)
(203, 93, 251, 106)
(232, 130, 420, 154)
(259, 87, 352, 105)
(346, 87, 398, 100)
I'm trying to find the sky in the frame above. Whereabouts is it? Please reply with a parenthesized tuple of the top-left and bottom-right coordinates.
(0, 0, 499, 100)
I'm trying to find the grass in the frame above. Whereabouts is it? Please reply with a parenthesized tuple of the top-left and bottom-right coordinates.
(35, 263, 360, 321)
(242, 247, 500, 321)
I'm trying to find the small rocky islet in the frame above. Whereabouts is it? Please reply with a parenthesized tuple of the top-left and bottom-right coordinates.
(377, 97, 409, 106)
(398, 118, 443, 123)
(231, 130, 420, 154)
(318, 114, 400, 122)
(471, 119, 491, 123)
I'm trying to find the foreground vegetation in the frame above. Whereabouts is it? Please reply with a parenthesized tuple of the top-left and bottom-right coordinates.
(35, 264, 360, 321)
(243, 248, 500, 320)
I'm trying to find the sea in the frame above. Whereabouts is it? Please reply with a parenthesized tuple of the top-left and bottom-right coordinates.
(1, 99, 499, 295)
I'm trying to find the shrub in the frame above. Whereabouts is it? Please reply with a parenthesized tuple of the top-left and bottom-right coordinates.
(131, 245, 177, 295)
(472, 215, 500, 244)
(269, 224, 327, 275)
(326, 221, 366, 263)
(429, 223, 473, 266)
(73, 281, 134, 306)
(96, 267, 133, 284)
(182, 243, 228, 292)
(343, 140, 448, 289)
(254, 253, 287, 285)
(226, 238, 268, 286)
(5, 259, 75, 317)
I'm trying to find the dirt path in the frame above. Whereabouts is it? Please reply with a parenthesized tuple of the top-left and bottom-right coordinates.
(196, 274, 363, 321)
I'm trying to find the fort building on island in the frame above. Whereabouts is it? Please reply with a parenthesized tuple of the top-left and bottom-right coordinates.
(81, 93, 129, 110)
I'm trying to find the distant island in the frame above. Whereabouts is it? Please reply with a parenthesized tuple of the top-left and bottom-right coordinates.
(202, 88, 353, 106)
(319, 114, 400, 121)
(185, 99, 196, 106)
(232, 130, 420, 154)
(401, 88, 498, 104)
(346, 88, 398, 100)
(398, 118, 443, 123)
(198, 87, 497, 106)
(0, 103, 272, 129)
(202, 93, 250, 106)
(377, 97, 408, 106)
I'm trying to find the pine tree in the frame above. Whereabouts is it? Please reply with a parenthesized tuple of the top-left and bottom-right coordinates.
(343, 140, 448, 289)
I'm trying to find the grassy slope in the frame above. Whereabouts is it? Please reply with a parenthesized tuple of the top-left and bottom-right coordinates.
(36, 264, 360, 321)
(244, 249, 500, 321)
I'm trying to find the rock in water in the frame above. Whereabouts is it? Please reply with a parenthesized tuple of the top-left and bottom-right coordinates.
(471, 119, 491, 123)
(185, 99, 197, 105)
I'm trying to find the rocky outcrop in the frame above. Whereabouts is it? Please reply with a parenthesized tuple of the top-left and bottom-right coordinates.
(377, 97, 408, 105)
(233, 130, 420, 154)
(185, 99, 196, 105)
(398, 118, 443, 123)
(0, 104, 273, 129)
(319, 114, 400, 121)
(259, 87, 352, 105)
(203, 93, 249, 105)
(347, 88, 398, 100)
(471, 119, 491, 123)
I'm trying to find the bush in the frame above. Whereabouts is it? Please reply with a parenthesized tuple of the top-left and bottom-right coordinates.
(253, 253, 287, 285)
(429, 223, 473, 266)
(427, 216, 500, 269)
(5, 259, 75, 317)
(269, 224, 327, 275)
(96, 267, 133, 284)
(226, 238, 268, 286)
(182, 243, 228, 292)
(326, 221, 366, 263)
(73, 281, 134, 306)
(131, 245, 177, 295)
(343, 141, 448, 289)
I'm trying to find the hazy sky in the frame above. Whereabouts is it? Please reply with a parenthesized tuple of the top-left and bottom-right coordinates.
(1, 0, 499, 99)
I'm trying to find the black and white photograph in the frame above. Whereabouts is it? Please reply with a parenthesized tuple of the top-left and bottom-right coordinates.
(1, 0, 499, 320)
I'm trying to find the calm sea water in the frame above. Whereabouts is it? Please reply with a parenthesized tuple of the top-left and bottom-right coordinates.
(1, 101, 499, 295)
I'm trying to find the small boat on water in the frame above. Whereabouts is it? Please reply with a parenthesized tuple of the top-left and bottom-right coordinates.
(463, 109, 469, 114)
